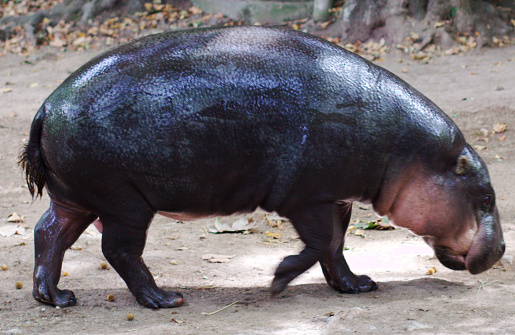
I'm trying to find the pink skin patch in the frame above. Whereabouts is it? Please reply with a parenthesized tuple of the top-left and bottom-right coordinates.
(93, 219, 103, 233)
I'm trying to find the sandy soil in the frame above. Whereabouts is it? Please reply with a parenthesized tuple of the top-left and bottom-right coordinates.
(0, 42, 514, 335)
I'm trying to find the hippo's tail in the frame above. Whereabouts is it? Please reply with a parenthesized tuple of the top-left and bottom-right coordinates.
(18, 105, 46, 198)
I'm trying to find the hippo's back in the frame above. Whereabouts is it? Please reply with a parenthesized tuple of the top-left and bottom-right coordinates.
(40, 27, 369, 213)
(38, 26, 461, 214)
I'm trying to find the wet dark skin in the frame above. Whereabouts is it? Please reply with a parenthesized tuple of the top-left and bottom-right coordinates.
(20, 26, 505, 308)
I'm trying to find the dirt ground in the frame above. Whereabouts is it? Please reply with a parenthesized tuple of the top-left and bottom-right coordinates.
(0, 39, 514, 335)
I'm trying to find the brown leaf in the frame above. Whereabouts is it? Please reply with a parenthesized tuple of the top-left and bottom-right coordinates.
(50, 39, 66, 47)
(7, 213, 24, 223)
(265, 231, 282, 239)
(144, 3, 153, 11)
(189, 6, 203, 15)
(201, 254, 235, 263)
(320, 21, 331, 29)
(493, 122, 507, 133)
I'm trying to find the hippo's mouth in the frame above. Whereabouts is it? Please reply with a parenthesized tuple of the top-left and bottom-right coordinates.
(433, 239, 505, 274)
(433, 246, 467, 271)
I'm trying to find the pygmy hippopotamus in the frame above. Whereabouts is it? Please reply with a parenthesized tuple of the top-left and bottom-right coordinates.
(20, 26, 505, 308)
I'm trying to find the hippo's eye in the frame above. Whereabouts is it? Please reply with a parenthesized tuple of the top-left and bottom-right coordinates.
(483, 194, 493, 208)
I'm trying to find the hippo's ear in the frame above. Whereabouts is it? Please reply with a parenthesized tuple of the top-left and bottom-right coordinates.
(455, 155, 471, 175)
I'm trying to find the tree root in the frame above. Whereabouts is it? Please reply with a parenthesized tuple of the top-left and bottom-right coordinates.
(328, 0, 515, 49)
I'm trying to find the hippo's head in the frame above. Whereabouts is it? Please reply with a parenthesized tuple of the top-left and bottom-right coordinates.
(375, 145, 505, 274)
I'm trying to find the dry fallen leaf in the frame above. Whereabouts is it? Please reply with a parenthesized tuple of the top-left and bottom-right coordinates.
(494, 154, 503, 161)
(208, 217, 254, 233)
(478, 128, 489, 138)
(352, 229, 366, 237)
(498, 134, 506, 141)
(265, 231, 282, 239)
(473, 145, 487, 151)
(50, 36, 67, 47)
(493, 122, 507, 133)
(1, 88, 13, 93)
(320, 21, 331, 29)
(268, 219, 285, 229)
(201, 254, 235, 263)
(7, 212, 25, 223)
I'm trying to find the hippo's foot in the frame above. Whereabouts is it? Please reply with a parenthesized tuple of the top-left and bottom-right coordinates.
(320, 254, 378, 293)
(134, 288, 184, 309)
(319, 202, 378, 294)
(33, 280, 77, 307)
(32, 202, 97, 308)
(99, 206, 186, 308)
(270, 255, 303, 296)
(325, 273, 378, 294)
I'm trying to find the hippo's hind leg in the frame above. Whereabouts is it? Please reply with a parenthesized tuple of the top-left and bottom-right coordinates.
(272, 203, 334, 295)
(320, 203, 378, 293)
(33, 201, 97, 307)
(99, 203, 184, 309)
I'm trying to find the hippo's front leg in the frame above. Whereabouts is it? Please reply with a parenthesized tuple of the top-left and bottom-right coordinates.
(33, 201, 97, 307)
(99, 205, 184, 308)
(320, 203, 378, 293)
(272, 203, 335, 295)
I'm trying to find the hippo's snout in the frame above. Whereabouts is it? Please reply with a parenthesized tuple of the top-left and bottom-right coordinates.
(466, 238, 505, 275)
(433, 209, 505, 274)
(465, 209, 505, 274)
